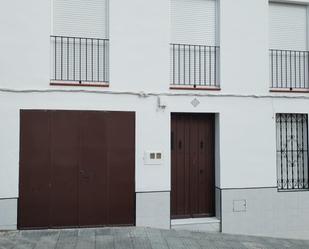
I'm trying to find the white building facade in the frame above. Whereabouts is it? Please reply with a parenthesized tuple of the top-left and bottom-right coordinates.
(1, 0, 309, 240)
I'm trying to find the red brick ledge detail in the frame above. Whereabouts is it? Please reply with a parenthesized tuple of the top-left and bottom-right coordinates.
(270, 88, 309, 93)
(50, 80, 109, 88)
(170, 85, 221, 91)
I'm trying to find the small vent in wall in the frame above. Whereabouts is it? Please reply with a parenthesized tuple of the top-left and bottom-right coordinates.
(233, 200, 247, 212)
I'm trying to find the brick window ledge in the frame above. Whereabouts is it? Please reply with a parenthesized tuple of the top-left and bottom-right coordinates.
(50, 80, 109, 88)
(170, 85, 221, 91)
(270, 87, 309, 93)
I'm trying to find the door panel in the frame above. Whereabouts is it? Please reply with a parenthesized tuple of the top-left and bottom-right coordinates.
(79, 111, 108, 226)
(190, 115, 199, 216)
(171, 116, 178, 216)
(19, 111, 51, 228)
(197, 116, 207, 215)
(171, 113, 215, 219)
(50, 111, 79, 227)
(176, 115, 186, 216)
(106, 112, 135, 225)
(204, 117, 215, 215)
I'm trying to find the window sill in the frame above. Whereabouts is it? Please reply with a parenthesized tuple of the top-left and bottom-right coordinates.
(270, 88, 309, 93)
(170, 85, 221, 91)
(50, 80, 109, 88)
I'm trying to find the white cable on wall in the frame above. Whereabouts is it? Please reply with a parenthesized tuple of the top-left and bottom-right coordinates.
(1, 87, 309, 100)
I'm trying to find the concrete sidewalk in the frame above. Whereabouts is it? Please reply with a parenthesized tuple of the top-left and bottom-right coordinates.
(0, 227, 309, 249)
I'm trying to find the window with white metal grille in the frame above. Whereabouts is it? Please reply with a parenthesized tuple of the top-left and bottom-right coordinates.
(276, 114, 309, 191)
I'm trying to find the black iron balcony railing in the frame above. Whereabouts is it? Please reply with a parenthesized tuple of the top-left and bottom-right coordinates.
(270, 49, 309, 90)
(170, 43, 219, 88)
(51, 36, 109, 84)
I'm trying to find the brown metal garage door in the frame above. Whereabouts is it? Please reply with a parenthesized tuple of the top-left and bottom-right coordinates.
(171, 113, 215, 219)
(19, 110, 135, 229)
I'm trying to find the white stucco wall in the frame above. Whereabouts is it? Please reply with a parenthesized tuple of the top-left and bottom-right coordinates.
(0, 91, 173, 198)
(1, 0, 309, 236)
(109, 0, 170, 92)
(2, 91, 309, 197)
(0, 0, 51, 90)
(1, 0, 309, 194)
(219, 0, 270, 95)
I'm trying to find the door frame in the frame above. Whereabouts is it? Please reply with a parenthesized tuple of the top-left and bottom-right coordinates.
(170, 112, 220, 221)
(18, 109, 136, 230)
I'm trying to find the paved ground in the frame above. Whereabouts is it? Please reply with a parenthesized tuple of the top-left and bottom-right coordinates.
(0, 227, 309, 249)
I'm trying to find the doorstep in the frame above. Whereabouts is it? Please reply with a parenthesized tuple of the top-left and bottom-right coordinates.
(171, 217, 221, 232)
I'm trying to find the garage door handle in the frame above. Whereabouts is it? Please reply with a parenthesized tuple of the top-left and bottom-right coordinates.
(80, 170, 90, 180)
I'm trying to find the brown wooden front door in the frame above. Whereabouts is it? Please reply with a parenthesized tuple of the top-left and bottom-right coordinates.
(171, 113, 215, 219)
(19, 110, 135, 229)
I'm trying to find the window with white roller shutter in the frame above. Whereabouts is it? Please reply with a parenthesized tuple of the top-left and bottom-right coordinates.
(53, 0, 108, 39)
(170, 0, 219, 87)
(171, 0, 217, 45)
(269, 2, 308, 51)
(269, 3, 309, 89)
(51, 0, 109, 84)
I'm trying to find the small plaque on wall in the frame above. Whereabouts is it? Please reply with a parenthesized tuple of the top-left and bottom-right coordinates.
(144, 151, 163, 165)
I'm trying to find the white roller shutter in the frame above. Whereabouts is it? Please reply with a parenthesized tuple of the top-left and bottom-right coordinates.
(53, 0, 108, 38)
(171, 0, 217, 45)
(269, 3, 307, 50)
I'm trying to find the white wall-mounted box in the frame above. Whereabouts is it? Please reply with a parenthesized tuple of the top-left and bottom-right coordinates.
(233, 200, 247, 212)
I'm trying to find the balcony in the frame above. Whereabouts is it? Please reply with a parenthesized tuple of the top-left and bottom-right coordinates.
(170, 44, 220, 90)
(270, 49, 309, 92)
(50, 36, 109, 87)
